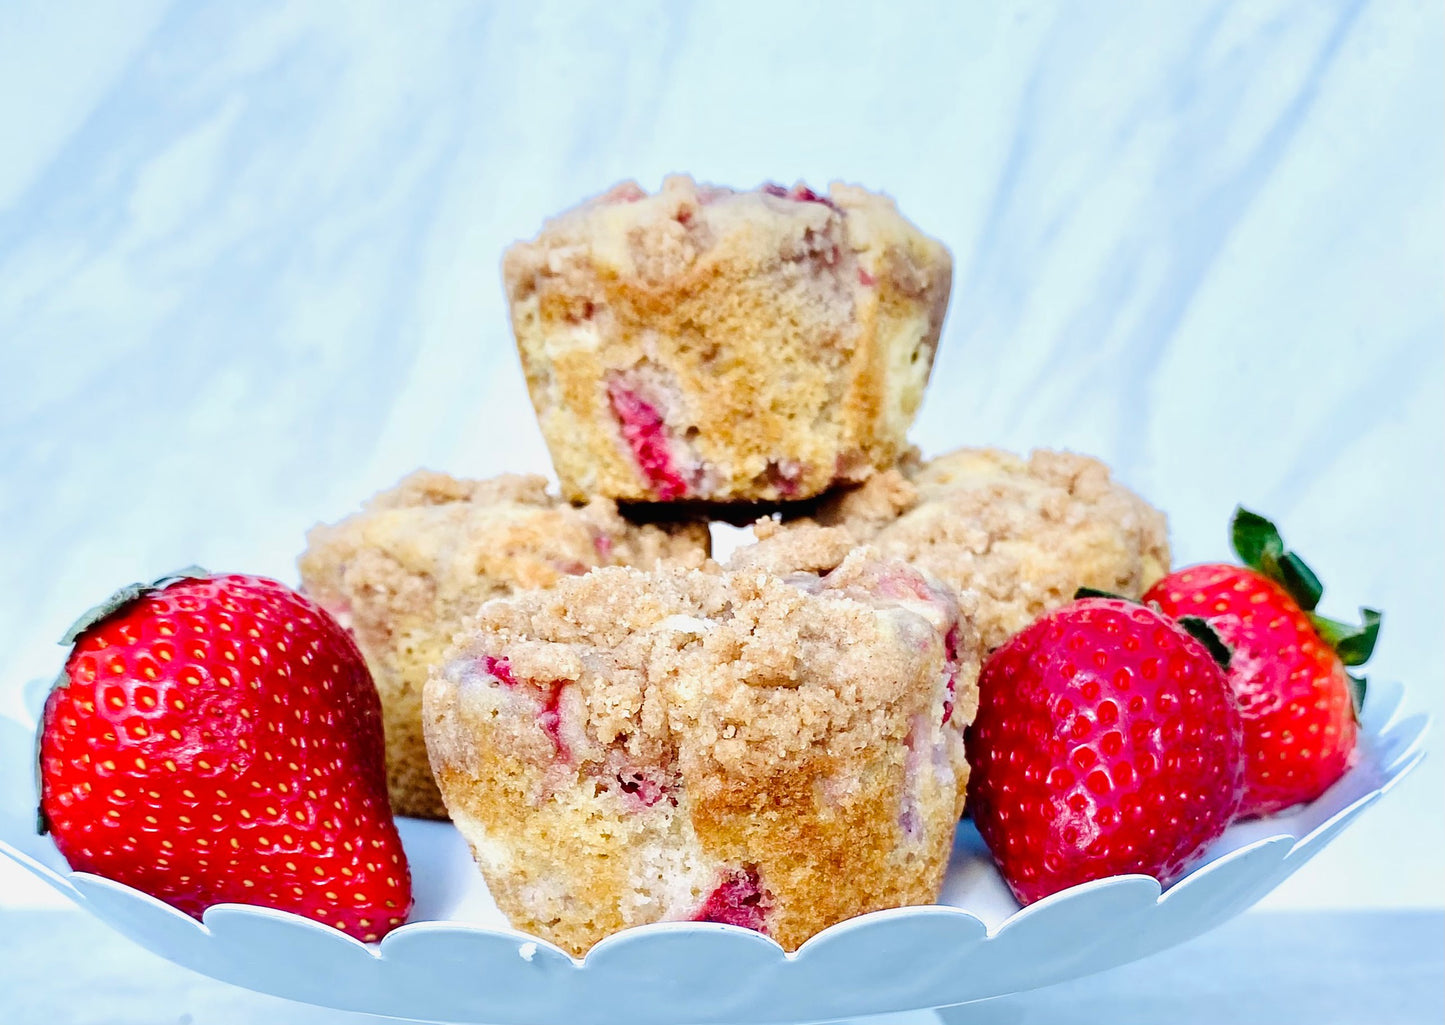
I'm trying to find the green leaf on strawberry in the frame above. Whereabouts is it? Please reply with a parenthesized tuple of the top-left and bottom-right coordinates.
(43, 566, 215, 834)
(1229, 507, 1381, 686)
(1152, 508, 1385, 817)
(1071, 588, 1234, 672)
(1073, 586, 1126, 601)
(1312, 607, 1382, 667)
(966, 597, 1245, 903)
(1230, 507, 1286, 570)
(1346, 673, 1368, 719)
(1274, 553, 1323, 612)
(1177, 616, 1233, 671)
(58, 565, 211, 646)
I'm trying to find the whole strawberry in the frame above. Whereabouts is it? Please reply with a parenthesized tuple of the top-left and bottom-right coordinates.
(1145, 508, 1381, 818)
(966, 597, 1244, 905)
(38, 570, 412, 942)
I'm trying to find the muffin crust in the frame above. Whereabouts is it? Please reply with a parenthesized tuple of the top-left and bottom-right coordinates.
(503, 176, 953, 503)
(298, 470, 708, 818)
(425, 550, 981, 953)
(746, 447, 1170, 651)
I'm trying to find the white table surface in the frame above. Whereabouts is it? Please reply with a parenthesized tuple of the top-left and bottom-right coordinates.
(0, 909, 1439, 1024)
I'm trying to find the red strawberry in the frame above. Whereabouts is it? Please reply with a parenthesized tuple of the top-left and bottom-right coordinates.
(1145, 508, 1381, 818)
(966, 597, 1244, 905)
(37, 570, 413, 942)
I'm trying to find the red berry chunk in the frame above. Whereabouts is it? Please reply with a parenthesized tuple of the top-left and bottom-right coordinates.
(607, 382, 691, 500)
(694, 866, 771, 933)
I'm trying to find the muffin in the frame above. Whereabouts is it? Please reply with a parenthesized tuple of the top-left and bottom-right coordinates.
(502, 176, 953, 504)
(424, 548, 981, 954)
(298, 470, 709, 819)
(745, 447, 1170, 651)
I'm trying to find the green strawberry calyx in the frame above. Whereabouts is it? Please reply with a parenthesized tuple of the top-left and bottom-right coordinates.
(58, 565, 212, 647)
(38, 566, 212, 835)
(1176, 616, 1234, 671)
(1230, 507, 1381, 716)
(1072, 587, 1232, 672)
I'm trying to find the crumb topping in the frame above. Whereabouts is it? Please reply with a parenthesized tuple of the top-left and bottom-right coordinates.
(297, 469, 708, 817)
(434, 549, 973, 784)
(748, 448, 1170, 650)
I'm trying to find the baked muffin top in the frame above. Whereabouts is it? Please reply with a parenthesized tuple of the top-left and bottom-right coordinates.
(745, 447, 1170, 650)
(430, 549, 978, 787)
(503, 175, 948, 294)
(299, 469, 709, 637)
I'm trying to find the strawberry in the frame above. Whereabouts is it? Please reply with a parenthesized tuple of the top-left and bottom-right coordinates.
(37, 570, 413, 942)
(965, 597, 1244, 905)
(1144, 508, 1381, 818)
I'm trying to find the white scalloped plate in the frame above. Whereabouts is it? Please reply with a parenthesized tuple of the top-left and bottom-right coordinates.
(1, 677, 1427, 1025)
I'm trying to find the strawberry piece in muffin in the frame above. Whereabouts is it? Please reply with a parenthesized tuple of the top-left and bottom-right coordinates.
(423, 548, 980, 954)
(503, 175, 953, 504)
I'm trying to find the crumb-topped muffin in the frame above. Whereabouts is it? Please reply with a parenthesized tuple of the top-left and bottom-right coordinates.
(424, 549, 981, 954)
(503, 176, 953, 504)
(298, 470, 709, 819)
(745, 447, 1170, 652)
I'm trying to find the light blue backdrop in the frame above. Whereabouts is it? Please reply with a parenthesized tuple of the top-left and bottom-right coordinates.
(1, 0, 1440, 910)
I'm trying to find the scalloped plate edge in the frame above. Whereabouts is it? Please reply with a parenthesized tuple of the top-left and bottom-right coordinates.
(0, 694, 1430, 980)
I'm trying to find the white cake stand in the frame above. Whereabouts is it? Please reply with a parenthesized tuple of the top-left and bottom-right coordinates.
(0, 676, 1426, 1025)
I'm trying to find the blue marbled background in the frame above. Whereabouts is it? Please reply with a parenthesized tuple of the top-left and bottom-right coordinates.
(1, 0, 1440, 910)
